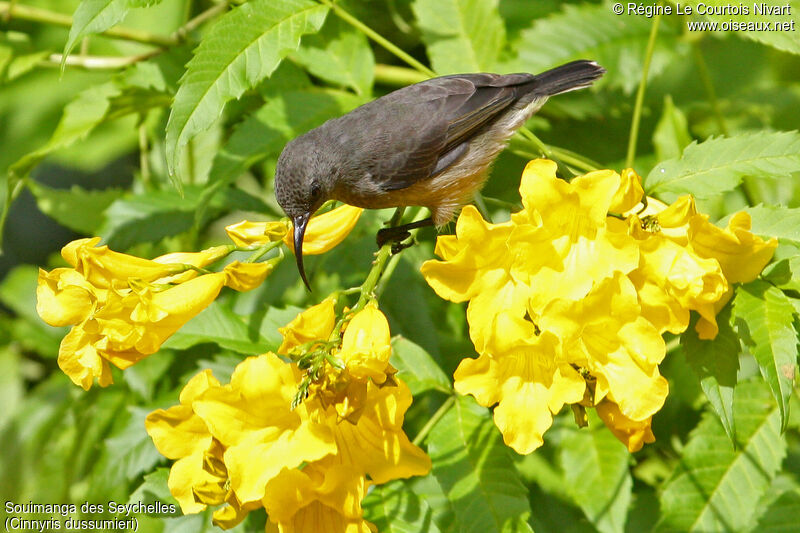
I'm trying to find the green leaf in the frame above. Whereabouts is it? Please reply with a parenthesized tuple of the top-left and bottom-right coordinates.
(207, 88, 362, 188)
(391, 337, 451, 396)
(764, 255, 800, 292)
(682, 0, 800, 56)
(646, 131, 800, 201)
(739, 205, 800, 245)
(128, 468, 178, 508)
(6, 50, 50, 81)
(732, 281, 798, 431)
(560, 418, 633, 533)
(426, 395, 533, 533)
(28, 181, 124, 234)
(165, 0, 329, 179)
(104, 406, 163, 481)
(657, 380, 787, 532)
(506, 3, 684, 93)
(8, 81, 120, 182)
(98, 189, 200, 250)
(363, 479, 443, 533)
(163, 302, 272, 354)
(653, 95, 692, 162)
(681, 307, 741, 442)
(293, 16, 374, 95)
(64, 0, 129, 69)
(412, 0, 506, 73)
(751, 487, 800, 532)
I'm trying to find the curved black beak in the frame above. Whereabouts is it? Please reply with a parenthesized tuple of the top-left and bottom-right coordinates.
(292, 212, 312, 291)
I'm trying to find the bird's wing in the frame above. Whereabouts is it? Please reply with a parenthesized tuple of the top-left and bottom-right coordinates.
(353, 73, 535, 191)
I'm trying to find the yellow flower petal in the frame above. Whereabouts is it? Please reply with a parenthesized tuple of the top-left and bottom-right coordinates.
(36, 268, 95, 327)
(284, 205, 364, 255)
(223, 261, 273, 292)
(339, 303, 392, 383)
(61, 237, 184, 287)
(278, 297, 337, 355)
(689, 211, 777, 283)
(225, 220, 290, 248)
(609, 168, 645, 213)
(596, 399, 655, 452)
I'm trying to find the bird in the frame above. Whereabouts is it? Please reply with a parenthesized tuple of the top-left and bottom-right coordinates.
(274, 59, 606, 289)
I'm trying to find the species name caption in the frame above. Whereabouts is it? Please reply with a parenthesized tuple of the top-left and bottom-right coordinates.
(613, 2, 796, 31)
(4, 501, 178, 532)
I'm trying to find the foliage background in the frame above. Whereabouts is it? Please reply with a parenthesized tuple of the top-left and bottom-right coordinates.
(1, 0, 800, 531)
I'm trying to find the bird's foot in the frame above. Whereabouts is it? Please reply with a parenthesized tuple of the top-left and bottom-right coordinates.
(376, 217, 433, 248)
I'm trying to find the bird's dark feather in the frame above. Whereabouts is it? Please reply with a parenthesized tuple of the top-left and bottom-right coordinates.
(321, 73, 538, 192)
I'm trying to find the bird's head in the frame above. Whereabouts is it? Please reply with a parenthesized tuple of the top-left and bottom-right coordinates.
(275, 136, 334, 291)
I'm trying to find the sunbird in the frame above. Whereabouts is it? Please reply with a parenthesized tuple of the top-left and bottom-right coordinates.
(275, 60, 606, 289)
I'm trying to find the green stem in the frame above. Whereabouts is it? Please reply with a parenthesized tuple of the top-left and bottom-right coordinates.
(320, 0, 435, 77)
(0, 1, 178, 47)
(691, 43, 728, 136)
(374, 63, 429, 87)
(48, 50, 161, 69)
(626, 9, 662, 169)
(245, 240, 284, 263)
(413, 395, 455, 446)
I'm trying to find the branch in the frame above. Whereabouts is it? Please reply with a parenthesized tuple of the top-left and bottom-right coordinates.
(0, 1, 178, 47)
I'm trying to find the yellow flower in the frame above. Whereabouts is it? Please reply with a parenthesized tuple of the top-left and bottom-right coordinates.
(262, 463, 374, 533)
(145, 370, 221, 514)
(278, 297, 337, 355)
(541, 274, 669, 423)
(596, 399, 655, 453)
(338, 302, 393, 385)
(284, 205, 364, 255)
(37, 239, 269, 389)
(689, 211, 777, 284)
(454, 332, 585, 454)
(146, 370, 260, 529)
(509, 160, 639, 308)
(225, 220, 290, 248)
(225, 205, 363, 255)
(191, 354, 337, 505)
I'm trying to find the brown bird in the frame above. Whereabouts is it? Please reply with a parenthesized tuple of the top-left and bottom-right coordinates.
(275, 60, 605, 289)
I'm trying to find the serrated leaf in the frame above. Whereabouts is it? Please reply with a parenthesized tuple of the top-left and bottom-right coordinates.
(412, 0, 505, 73)
(681, 0, 800, 56)
(682, 307, 741, 442)
(293, 16, 374, 95)
(207, 88, 362, 187)
(732, 281, 798, 431)
(391, 337, 451, 396)
(505, 3, 684, 93)
(657, 380, 787, 532)
(28, 180, 123, 234)
(426, 395, 533, 533)
(165, 0, 329, 179)
(560, 418, 633, 533)
(653, 95, 692, 162)
(750, 487, 800, 532)
(739, 205, 800, 244)
(163, 302, 272, 354)
(363, 479, 443, 533)
(646, 131, 800, 201)
(63, 0, 130, 68)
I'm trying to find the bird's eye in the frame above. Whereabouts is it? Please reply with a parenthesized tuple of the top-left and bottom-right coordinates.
(310, 181, 321, 199)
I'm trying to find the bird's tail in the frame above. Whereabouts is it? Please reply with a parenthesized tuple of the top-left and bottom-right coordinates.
(533, 60, 606, 96)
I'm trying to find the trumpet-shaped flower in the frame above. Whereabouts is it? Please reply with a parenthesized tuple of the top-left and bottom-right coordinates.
(225, 205, 363, 255)
(37, 239, 270, 389)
